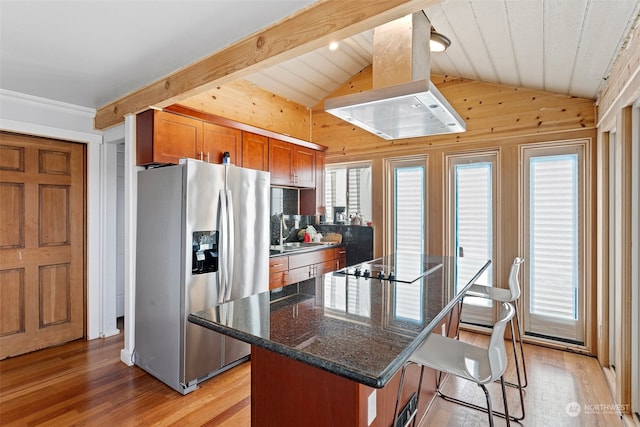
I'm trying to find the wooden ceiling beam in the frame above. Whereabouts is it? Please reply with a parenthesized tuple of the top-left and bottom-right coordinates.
(94, 0, 441, 129)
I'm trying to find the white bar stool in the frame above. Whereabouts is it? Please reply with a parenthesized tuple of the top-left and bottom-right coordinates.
(456, 256, 527, 421)
(395, 302, 515, 427)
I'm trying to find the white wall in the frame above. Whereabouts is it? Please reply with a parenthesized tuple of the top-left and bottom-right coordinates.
(0, 89, 119, 340)
(116, 143, 125, 316)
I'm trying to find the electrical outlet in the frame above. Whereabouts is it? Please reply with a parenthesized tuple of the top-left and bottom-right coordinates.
(367, 389, 376, 426)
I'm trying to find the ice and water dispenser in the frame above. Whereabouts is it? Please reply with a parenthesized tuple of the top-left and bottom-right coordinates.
(192, 230, 219, 274)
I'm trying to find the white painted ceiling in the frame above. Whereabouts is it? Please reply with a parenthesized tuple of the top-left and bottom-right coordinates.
(246, 0, 640, 107)
(0, 0, 315, 108)
(1, 0, 639, 113)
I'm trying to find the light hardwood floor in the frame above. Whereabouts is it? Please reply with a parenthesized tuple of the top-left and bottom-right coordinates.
(0, 329, 628, 426)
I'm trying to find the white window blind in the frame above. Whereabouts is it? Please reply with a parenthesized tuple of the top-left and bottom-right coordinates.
(455, 162, 493, 289)
(529, 154, 579, 320)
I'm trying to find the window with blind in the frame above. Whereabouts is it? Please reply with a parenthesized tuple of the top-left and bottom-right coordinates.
(394, 165, 425, 254)
(325, 163, 371, 223)
(387, 157, 428, 320)
(523, 144, 585, 344)
(447, 155, 497, 327)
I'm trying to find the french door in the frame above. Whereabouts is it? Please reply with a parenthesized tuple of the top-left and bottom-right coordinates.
(447, 153, 497, 327)
(522, 143, 586, 344)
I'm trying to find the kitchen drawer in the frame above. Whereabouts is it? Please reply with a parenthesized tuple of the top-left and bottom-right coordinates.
(316, 259, 339, 276)
(287, 266, 314, 284)
(269, 271, 287, 290)
(333, 246, 347, 268)
(269, 256, 289, 273)
(288, 247, 334, 270)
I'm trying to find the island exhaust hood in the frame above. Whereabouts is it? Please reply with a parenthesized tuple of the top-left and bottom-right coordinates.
(324, 13, 465, 140)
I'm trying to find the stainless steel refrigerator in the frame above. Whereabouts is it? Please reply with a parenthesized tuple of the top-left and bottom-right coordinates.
(134, 158, 270, 394)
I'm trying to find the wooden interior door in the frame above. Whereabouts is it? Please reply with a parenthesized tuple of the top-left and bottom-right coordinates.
(0, 132, 86, 359)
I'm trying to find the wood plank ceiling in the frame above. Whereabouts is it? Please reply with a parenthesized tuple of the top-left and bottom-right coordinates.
(243, 0, 640, 107)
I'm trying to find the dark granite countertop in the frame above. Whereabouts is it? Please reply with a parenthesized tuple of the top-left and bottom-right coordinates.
(188, 255, 490, 388)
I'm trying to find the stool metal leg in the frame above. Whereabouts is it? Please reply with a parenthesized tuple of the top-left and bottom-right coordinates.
(479, 383, 495, 427)
(393, 364, 409, 425)
(434, 322, 524, 422)
(513, 299, 528, 388)
(499, 375, 512, 427)
(393, 362, 423, 427)
(505, 320, 525, 420)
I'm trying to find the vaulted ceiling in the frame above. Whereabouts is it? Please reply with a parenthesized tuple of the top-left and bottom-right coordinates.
(245, 0, 640, 108)
(1, 0, 639, 114)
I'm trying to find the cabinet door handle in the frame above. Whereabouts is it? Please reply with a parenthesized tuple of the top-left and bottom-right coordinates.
(206, 152, 210, 163)
(199, 151, 203, 161)
(271, 263, 284, 268)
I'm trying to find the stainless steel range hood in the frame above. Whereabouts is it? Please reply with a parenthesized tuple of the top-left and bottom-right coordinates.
(324, 13, 465, 140)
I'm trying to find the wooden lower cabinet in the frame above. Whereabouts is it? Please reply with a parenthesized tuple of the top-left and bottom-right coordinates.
(269, 256, 289, 289)
(269, 245, 346, 290)
(334, 246, 347, 269)
(250, 345, 437, 427)
(251, 309, 455, 426)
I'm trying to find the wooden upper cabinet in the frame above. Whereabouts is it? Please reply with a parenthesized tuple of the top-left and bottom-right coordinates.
(269, 138, 316, 188)
(293, 145, 316, 188)
(301, 150, 325, 215)
(242, 132, 269, 171)
(202, 122, 242, 165)
(269, 138, 295, 186)
(137, 109, 203, 165)
(136, 109, 323, 187)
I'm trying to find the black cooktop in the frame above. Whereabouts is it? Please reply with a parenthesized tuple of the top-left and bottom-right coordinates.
(335, 253, 443, 283)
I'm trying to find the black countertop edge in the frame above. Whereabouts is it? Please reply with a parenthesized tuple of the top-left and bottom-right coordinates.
(188, 259, 492, 389)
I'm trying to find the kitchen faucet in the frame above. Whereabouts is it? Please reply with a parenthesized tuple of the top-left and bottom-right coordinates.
(279, 213, 286, 246)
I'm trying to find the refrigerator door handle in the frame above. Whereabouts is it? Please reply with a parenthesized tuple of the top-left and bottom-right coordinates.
(217, 190, 228, 304)
(224, 189, 235, 302)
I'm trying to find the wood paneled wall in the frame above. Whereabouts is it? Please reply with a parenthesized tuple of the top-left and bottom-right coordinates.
(177, 79, 311, 141)
(310, 67, 597, 293)
(597, 21, 640, 127)
(594, 13, 640, 415)
(311, 65, 596, 159)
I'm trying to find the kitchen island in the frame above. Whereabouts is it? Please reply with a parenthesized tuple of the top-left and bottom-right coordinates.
(189, 255, 490, 426)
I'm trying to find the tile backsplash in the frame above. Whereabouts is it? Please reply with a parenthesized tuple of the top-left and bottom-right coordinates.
(270, 187, 298, 216)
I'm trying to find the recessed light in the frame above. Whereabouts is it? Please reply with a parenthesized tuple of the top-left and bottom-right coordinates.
(329, 41, 340, 51)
